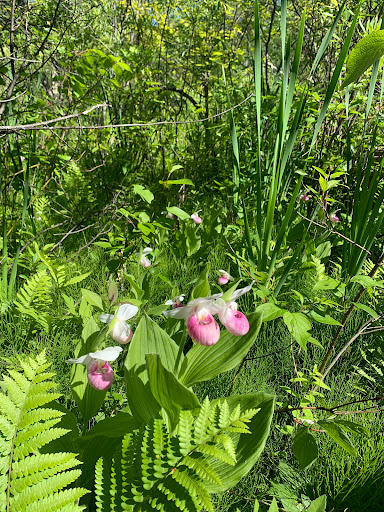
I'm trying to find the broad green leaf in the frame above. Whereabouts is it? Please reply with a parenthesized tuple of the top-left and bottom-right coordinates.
(64, 271, 92, 287)
(292, 426, 318, 469)
(166, 206, 190, 220)
(352, 302, 379, 318)
(80, 412, 138, 439)
(309, 311, 342, 326)
(256, 303, 286, 321)
(351, 275, 384, 288)
(159, 179, 194, 187)
(124, 315, 180, 424)
(342, 30, 384, 87)
(190, 263, 210, 300)
(283, 312, 311, 350)
(205, 393, 275, 492)
(180, 312, 262, 387)
(307, 495, 327, 512)
(335, 419, 370, 437)
(317, 420, 357, 455)
(133, 184, 154, 203)
(253, 500, 260, 512)
(185, 224, 201, 256)
(268, 498, 279, 512)
(70, 318, 109, 424)
(146, 353, 200, 430)
(81, 288, 104, 311)
(312, 278, 342, 291)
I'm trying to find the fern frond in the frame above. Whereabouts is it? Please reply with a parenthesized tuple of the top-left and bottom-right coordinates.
(0, 351, 87, 511)
(94, 396, 259, 511)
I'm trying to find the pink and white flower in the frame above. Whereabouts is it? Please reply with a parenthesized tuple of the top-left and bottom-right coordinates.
(99, 304, 138, 344)
(329, 213, 339, 224)
(191, 211, 202, 224)
(216, 282, 254, 336)
(218, 270, 233, 285)
(165, 294, 185, 309)
(164, 293, 223, 346)
(139, 247, 152, 267)
(66, 346, 123, 391)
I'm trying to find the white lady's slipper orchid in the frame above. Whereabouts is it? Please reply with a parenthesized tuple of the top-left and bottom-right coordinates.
(139, 247, 152, 267)
(191, 211, 202, 224)
(165, 294, 185, 309)
(217, 282, 254, 336)
(99, 304, 139, 344)
(164, 293, 223, 346)
(218, 270, 233, 286)
(66, 346, 123, 391)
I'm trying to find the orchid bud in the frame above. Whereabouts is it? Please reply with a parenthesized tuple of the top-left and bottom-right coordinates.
(219, 308, 249, 336)
(299, 194, 310, 202)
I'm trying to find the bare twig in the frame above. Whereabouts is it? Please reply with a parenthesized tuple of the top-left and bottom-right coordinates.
(0, 94, 255, 133)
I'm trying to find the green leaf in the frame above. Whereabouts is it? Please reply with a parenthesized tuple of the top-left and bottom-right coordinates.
(317, 420, 357, 455)
(81, 412, 138, 439)
(124, 315, 181, 424)
(307, 495, 327, 512)
(64, 272, 92, 287)
(283, 312, 311, 350)
(159, 179, 194, 187)
(180, 313, 262, 387)
(342, 30, 384, 87)
(166, 206, 190, 220)
(146, 353, 200, 430)
(132, 184, 154, 203)
(312, 278, 342, 291)
(309, 311, 342, 326)
(352, 302, 379, 318)
(351, 275, 384, 288)
(81, 288, 104, 311)
(190, 263, 210, 300)
(335, 419, 370, 437)
(292, 426, 318, 469)
(268, 498, 279, 512)
(205, 393, 275, 492)
(256, 303, 286, 321)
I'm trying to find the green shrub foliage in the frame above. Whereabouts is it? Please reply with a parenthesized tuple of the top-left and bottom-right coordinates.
(0, 351, 88, 511)
(94, 397, 259, 511)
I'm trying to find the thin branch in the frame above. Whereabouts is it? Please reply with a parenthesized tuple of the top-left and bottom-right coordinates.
(0, 94, 255, 133)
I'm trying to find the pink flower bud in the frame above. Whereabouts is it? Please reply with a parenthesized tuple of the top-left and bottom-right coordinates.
(300, 194, 310, 202)
(191, 213, 202, 224)
(330, 213, 339, 224)
(219, 308, 249, 336)
(187, 311, 220, 346)
(218, 275, 229, 285)
(87, 362, 114, 391)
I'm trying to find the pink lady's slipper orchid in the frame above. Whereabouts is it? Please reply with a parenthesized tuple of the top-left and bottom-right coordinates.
(216, 282, 254, 336)
(66, 346, 123, 391)
(329, 213, 339, 224)
(218, 270, 233, 286)
(139, 247, 152, 268)
(164, 293, 223, 346)
(299, 193, 310, 203)
(99, 304, 138, 344)
(165, 294, 185, 309)
(191, 211, 202, 224)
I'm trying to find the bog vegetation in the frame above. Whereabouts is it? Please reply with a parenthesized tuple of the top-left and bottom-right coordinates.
(1, 0, 384, 510)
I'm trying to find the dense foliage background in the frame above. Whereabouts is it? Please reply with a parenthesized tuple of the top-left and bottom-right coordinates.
(1, 0, 384, 510)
